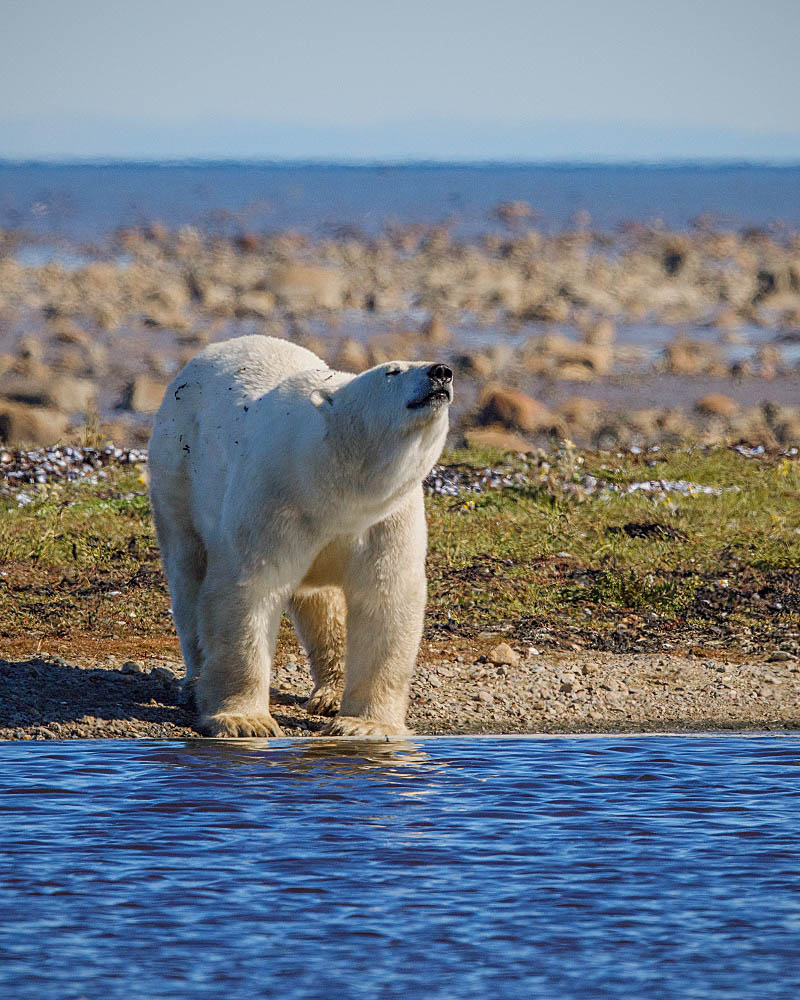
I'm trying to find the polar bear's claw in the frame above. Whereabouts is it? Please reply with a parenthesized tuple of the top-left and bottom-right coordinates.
(321, 716, 412, 739)
(304, 687, 342, 716)
(202, 712, 285, 738)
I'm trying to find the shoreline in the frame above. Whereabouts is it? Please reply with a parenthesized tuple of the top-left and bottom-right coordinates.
(2, 644, 798, 741)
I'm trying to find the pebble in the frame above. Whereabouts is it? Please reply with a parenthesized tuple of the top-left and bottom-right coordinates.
(150, 666, 176, 681)
(488, 642, 520, 667)
(767, 650, 796, 662)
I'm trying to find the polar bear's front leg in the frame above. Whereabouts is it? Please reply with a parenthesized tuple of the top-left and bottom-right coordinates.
(324, 495, 427, 739)
(195, 571, 285, 738)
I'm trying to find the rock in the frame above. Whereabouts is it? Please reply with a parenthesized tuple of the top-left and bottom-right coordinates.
(335, 339, 369, 372)
(695, 393, 740, 418)
(265, 263, 346, 311)
(121, 660, 143, 674)
(559, 396, 603, 433)
(477, 384, 554, 432)
(524, 333, 613, 376)
(122, 376, 167, 414)
(664, 337, 723, 376)
(422, 315, 451, 345)
(236, 290, 276, 318)
(456, 352, 495, 378)
(199, 283, 236, 315)
(755, 345, 785, 378)
(0, 373, 98, 412)
(488, 642, 520, 667)
(52, 323, 93, 347)
(493, 200, 534, 225)
(464, 426, 534, 453)
(53, 342, 109, 378)
(16, 336, 43, 369)
(0, 400, 69, 446)
(150, 666, 177, 681)
(582, 319, 616, 346)
(767, 650, 796, 662)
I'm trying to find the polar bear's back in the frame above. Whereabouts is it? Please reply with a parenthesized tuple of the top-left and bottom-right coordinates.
(149, 336, 328, 530)
(185, 335, 326, 398)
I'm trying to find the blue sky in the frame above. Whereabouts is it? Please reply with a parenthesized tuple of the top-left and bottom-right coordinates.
(2, 0, 799, 160)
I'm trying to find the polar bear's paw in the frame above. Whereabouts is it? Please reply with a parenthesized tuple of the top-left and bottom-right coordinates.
(304, 686, 342, 717)
(321, 716, 412, 740)
(201, 712, 285, 738)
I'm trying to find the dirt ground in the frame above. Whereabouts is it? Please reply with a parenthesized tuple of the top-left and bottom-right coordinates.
(2, 631, 798, 740)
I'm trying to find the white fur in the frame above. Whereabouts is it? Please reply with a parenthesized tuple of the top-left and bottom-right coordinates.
(148, 335, 451, 738)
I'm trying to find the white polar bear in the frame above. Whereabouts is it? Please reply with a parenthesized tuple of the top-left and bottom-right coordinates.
(148, 335, 452, 739)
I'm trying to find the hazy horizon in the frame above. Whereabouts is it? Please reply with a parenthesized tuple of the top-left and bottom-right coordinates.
(3, 118, 800, 164)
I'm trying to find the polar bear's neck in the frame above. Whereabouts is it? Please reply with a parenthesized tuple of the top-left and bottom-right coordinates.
(313, 412, 447, 533)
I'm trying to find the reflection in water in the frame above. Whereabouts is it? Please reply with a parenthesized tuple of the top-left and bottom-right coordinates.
(175, 736, 434, 778)
(0, 736, 798, 1000)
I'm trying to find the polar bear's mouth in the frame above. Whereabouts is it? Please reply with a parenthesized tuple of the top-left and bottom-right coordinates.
(407, 387, 452, 410)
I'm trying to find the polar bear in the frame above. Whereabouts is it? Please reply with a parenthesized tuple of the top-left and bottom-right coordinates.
(148, 335, 452, 739)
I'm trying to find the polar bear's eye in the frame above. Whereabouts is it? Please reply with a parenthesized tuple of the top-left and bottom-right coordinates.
(386, 368, 402, 377)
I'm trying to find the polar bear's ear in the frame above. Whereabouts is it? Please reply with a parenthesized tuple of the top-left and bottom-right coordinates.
(310, 388, 335, 410)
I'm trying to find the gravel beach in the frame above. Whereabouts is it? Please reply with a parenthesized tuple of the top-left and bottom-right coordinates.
(2, 641, 798, 740)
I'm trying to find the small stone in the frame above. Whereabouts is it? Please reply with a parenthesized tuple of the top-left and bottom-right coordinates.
(121, 660, 143, 674)
(150, 666, 176, 681)
(488, 642, 520, 667)
(767, 650, 795, 662)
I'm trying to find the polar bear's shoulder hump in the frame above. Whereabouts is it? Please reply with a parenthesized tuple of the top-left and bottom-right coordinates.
(199, 335, 326, 379)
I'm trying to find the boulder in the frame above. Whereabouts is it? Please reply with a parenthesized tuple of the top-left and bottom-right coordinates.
(488, 642, 521, 667)
(122, 376, 167, 414)
(335, 339, 369, 373)
(236, 290, 276, 318)
(695, 393, 740, 418)
(559, 396, 603, 433)
(582, 319, 616, 346)
(422, 315, 452, 345)
(464, 426, 535, 454)
(664, 337, 723, 376)
(0, 374, 97, 413)
(0, 400, 68, 446)
(264, 263, 346, 311)
(493, 200, 534, 225)
(477, 384, 555, 432)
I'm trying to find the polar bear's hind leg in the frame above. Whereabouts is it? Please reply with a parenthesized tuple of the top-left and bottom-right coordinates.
(150, 495, 206, 700)
(289, 587, 346, 716)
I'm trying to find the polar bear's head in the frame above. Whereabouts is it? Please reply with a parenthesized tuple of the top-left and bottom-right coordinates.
(312, 360, 453, 496)
(315, 360, 453, 432)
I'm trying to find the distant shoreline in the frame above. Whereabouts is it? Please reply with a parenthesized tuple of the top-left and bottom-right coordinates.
(4, 158, 800, 169)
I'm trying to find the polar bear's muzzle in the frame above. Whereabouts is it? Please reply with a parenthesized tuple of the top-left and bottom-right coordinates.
(407, 364, 454, 410)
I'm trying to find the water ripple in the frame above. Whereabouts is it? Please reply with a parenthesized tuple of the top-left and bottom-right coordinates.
(0, 735, 798, 999)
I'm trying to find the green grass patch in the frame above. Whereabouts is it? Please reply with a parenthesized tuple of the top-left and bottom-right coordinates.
(1, 445, 798, 654)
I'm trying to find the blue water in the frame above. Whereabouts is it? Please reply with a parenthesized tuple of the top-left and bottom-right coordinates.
(1, 735, 798, 999)
(2, 162, 800, 241)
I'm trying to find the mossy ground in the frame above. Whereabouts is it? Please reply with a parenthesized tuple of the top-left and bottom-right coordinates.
(1, 445, 798, 664)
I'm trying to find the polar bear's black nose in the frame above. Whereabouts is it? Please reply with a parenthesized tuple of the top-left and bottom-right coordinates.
(427, 364, 453, 384)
